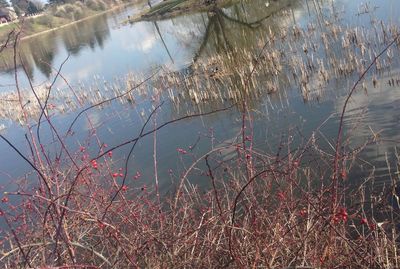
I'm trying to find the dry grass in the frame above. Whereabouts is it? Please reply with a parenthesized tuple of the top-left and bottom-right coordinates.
(0, 129, 398, 268)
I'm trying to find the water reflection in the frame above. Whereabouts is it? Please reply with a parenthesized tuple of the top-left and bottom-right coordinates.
(61, 14, 110, 54)
(194, 0, 299, 60)
(0, 0, 301, 83)
(0, 12, 111, 79)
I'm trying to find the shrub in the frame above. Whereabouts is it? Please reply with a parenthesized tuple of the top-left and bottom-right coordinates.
(36, 14, 54, 27)
(72, 7, 85, 20)
(54, 6, 69, 18)
(85, 0, 106, 11)
(63, 3, 76, 13)
(85, 0, 98, 10)
(74, 1, 84, 9)
(54, 4, 85, 21)
(97, 0, 106, 11)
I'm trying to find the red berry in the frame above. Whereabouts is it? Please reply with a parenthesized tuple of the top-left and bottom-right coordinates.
(91, 160, 98, 169)
(98, 222, 105, 229)
(177, 148, 187, 154)
(299, 209, 307, 217)
(340, 169, 347, 179)
(369, 223, 376, 230)
(361, 218, 368, 225)
(133, 171, 141, 180)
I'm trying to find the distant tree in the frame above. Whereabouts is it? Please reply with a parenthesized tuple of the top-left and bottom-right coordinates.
(12, 6, 21, 16)
(11, 0, 29, 15)
(0, 0, 10, 8)
(26, 0, 43, 14)
(26, 1, 37, 13)
(33, 0, 43, 9)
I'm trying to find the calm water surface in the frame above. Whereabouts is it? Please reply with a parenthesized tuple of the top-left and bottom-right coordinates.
(0, 0, 399, 193)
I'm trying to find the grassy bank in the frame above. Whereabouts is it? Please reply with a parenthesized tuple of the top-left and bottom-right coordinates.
(0, 0, 144, 42)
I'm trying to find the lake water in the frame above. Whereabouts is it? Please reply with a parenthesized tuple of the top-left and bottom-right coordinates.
(0, 0, 399, 194)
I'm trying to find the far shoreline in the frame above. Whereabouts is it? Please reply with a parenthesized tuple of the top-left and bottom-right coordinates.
(2, 1, 148, 42)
